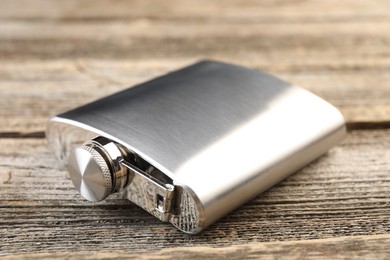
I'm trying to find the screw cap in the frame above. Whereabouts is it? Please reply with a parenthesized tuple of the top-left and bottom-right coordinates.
(68, 145, 113, 202)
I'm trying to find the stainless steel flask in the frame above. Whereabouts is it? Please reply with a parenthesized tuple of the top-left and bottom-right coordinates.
(46, 60, 346, 234)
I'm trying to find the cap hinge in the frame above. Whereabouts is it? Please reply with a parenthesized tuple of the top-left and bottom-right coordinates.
(121, 160, 175, 222)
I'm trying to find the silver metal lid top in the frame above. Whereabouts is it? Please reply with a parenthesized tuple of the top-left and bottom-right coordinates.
(68, 145, 113, 202)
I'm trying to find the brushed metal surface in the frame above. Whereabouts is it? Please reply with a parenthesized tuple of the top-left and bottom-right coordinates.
(47, 60, 346, 233)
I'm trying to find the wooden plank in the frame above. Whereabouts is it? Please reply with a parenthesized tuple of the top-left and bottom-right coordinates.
(1, 130, 389, 255)
(1, 234, 390, 259)
(1, 0, 389, 20)
(2, 16, 390, 60)
(0, 59, 389, 132)
(1, 0, 390, 61)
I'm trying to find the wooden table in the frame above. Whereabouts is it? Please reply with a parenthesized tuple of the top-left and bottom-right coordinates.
(1, 0, 389, 258)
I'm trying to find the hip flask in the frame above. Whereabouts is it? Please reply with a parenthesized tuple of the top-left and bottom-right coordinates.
(47, 60, 346, 234)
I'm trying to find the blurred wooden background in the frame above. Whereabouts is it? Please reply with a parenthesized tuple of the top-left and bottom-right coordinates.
(0, 0, 389, 258)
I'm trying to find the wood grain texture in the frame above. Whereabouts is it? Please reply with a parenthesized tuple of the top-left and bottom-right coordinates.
(0, 0, 389, 258)
(1, 0, 390, 132)
(0, 130, 389, 256)
(2, 235, 390, 259)
(1, 60, 390, 133)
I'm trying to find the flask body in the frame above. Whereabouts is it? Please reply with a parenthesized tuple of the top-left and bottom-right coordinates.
(47, 60, 346, 233)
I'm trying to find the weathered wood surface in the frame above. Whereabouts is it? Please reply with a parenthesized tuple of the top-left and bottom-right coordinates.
(2, 235, 390, 260)
(1, 130, 389, 256)
(0, 0, 389, 258)
(2, 60, 390, 133)
(1, 1, 390, 132)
